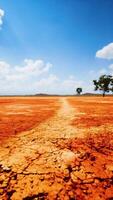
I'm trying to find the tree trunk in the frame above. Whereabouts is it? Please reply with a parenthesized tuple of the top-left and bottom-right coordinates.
(103, 91, 105, 97)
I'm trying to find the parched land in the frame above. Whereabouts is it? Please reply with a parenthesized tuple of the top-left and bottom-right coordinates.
(0, 96, 113, 200)
(0, 97, 59, 143)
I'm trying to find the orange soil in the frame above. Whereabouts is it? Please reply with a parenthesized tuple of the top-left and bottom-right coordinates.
(57, 133, 113, 199)
(65, 96, 113, 199)
(0, 97, 113, 199)
(68, 96, 113, 128)
(0, 97, 59, 142)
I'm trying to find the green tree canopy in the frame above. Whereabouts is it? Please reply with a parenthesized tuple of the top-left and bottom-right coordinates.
(76, 87, 82, 95)
(93, 75, 113, 97)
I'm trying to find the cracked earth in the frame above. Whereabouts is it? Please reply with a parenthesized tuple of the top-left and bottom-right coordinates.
(0, 97, 113, 200)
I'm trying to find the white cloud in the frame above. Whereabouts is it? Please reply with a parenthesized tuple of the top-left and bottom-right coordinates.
(62, 77, 82, 88)
(6, 74, 26, 81)
(36, 74, 58, 88)
(96, 43, 113, 60)
(98, 68, 107, 75)
(0, 59, 52, 81)
(0, 59, 54, 95)
(35, 75, 83, 95)
(108, 64, 113, 76)
(109, 64, 113, 70)
(14, 59, 52, 76)
(0, 8, 5, 28)
(0, 61, 10, 75)
(89, 70, 95, 76)
(0, 58, 85, 95)
(68, 75, 75, 80)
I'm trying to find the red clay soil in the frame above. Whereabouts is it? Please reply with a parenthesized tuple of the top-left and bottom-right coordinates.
(63, 96, 113, 199)
(0, 97, 59, 142)
(56, 132, 113, 200)
(0, 97, 113, 200)
(68, 96, 113, 128)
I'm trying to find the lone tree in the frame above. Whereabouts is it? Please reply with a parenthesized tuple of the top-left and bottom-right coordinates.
(93, 75, 113, 97)
(76, 87, 82, 95)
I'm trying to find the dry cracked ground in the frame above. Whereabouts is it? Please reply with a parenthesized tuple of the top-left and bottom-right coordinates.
(0, 97, 113, 200)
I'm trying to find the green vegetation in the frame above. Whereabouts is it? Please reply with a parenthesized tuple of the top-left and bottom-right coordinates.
(93, 75, 113, 97)
(76, 87, 82, 95)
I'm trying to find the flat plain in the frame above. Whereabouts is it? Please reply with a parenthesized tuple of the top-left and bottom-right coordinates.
(0, 96, 113, 200)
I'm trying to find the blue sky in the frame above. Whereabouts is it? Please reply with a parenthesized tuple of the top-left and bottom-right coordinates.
(0, 0, 113, 95)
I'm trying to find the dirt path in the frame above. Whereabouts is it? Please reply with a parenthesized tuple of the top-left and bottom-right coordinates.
(0, 98, 80, 199)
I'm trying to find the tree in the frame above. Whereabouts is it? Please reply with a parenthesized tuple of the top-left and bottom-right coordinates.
(76, 87, 82, 95)
(93, 75, 113, 97)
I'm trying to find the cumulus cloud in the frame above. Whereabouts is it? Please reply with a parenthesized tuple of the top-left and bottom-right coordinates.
(96, 43, 113, 60)
(0, 8, 5, 28)
(0, 59, 54, 94)
(0, 58, 85, 95)
(0, 59, 52, 81)
(15, 59, 52, 75)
